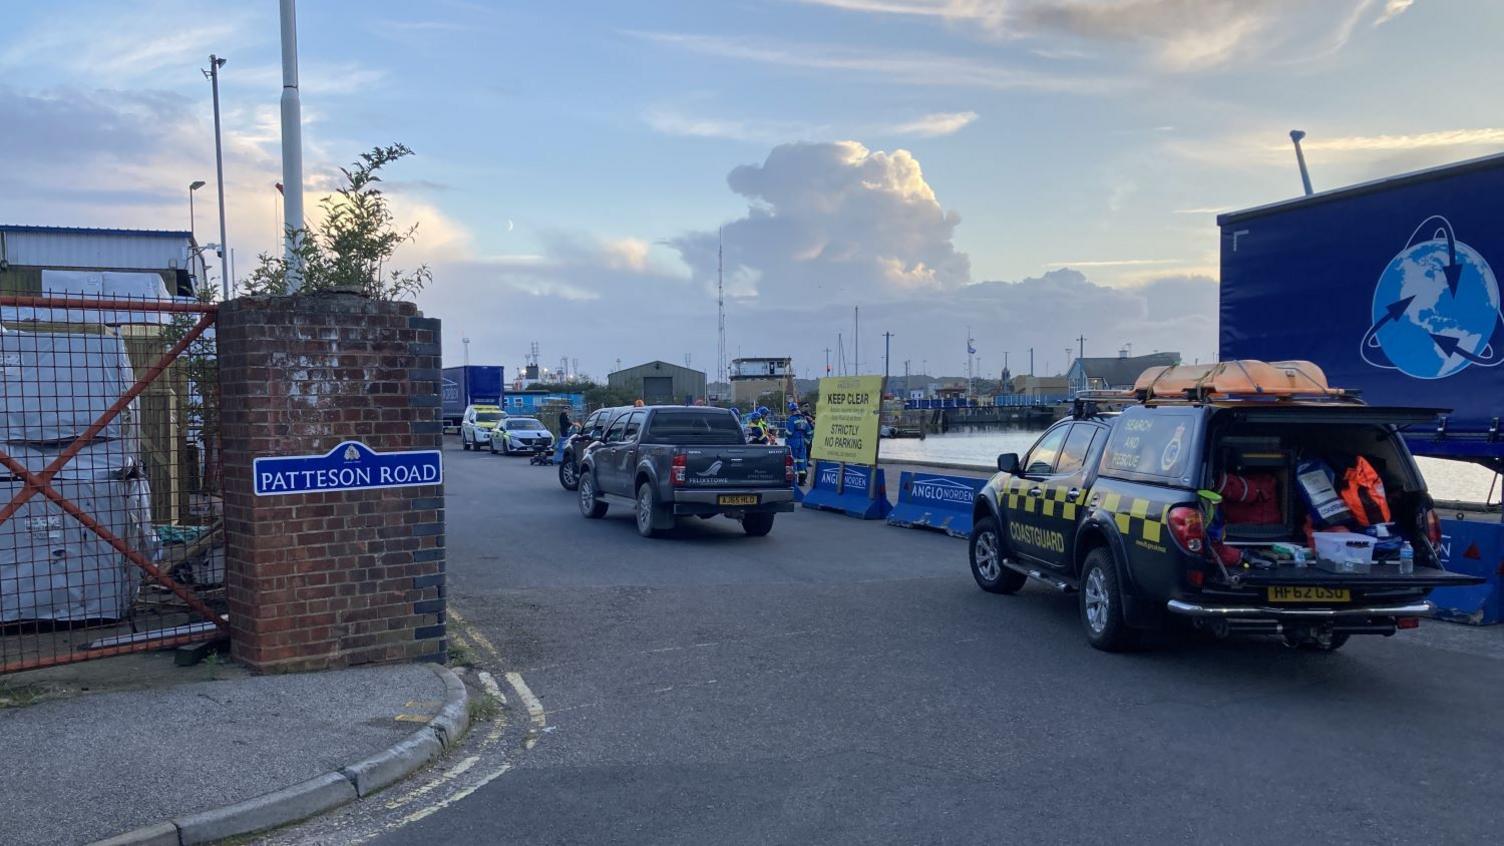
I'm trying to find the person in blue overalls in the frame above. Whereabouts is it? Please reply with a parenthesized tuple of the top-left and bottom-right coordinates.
(783, 401, 815, 485)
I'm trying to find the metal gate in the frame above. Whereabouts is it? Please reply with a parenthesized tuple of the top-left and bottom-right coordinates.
(1, 292, 227, 673)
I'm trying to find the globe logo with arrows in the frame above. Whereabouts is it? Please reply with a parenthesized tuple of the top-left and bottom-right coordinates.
(1362, 215, 1504, 380)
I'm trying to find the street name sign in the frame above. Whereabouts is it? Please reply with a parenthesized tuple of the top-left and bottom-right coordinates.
(253, 440, 443, 496)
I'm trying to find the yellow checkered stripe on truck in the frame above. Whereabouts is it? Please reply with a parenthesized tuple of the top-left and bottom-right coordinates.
(999, 480, 1169, 543)
(999, 478, 1090, 522)
(1097, 491, 1169, 543)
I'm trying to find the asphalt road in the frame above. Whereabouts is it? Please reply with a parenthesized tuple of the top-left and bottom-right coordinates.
(376, 439, 1504, 845)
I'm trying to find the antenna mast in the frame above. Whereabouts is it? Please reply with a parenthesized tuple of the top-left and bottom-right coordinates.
(717, 228, 726, 394)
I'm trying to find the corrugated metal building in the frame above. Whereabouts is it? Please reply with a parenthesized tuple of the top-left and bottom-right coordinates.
(0, 224, 205, 297)
(607, 360, 707, 405)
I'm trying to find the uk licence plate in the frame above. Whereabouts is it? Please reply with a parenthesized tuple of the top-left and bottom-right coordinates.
(718, 494, 759, 506)
(1268, 586, 1350, 603)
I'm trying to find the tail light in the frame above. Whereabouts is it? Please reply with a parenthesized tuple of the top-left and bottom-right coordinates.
(785, 452, 795, 483)
(1422, 507, 1442, 547)
(1167, 505, 1205, 554)
(1397, 617, 1420, 630)
(671, 453, 687, 487)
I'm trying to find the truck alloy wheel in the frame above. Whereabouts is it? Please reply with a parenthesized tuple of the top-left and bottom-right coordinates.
(579, 472, 607, 518)
(969, 517, 1025, 594)
(1079, 549, 1134, 652)
(559, 459, 579, 490)
(1084, 569, 1109, 634)
(636, 483, 661, 538)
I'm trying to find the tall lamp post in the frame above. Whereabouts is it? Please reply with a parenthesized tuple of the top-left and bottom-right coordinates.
(204, 54, 230, 300)
(280, 0, 306, 291)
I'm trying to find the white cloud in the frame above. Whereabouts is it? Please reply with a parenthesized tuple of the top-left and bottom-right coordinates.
(794, 0, 1410, 71)
(411, 139, 1217, 377)
(628, 31, 1124, 93)
(641, 107, 823, 142)
(1375, 0, 1416, 26)
(1046, 258, 1181, 268)
(1280, 128, 1504, 154)
(670, 140, 969, 303)
(0, 2, 262, 82)
(644, 106, 978, 142)
(884, 111, 979, 137)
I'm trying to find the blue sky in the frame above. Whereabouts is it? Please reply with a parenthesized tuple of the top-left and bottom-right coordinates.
(3, 0, 1501, 380)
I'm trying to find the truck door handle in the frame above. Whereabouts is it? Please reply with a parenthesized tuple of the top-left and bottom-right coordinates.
(1028, 486, 1043, 497)
(1067, 488, 1081, 500)
(1089, 494, 1100, 506)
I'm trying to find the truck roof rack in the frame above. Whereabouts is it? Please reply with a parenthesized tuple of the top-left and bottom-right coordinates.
(1130, 359, 1366, 406)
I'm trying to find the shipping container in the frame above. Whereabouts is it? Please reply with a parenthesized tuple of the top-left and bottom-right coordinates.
(1218, 152, 1504, 467)
(441, 365, 505, 427)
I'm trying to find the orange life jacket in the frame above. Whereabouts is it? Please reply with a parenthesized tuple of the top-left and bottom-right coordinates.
(1339, 457, 1390, 527)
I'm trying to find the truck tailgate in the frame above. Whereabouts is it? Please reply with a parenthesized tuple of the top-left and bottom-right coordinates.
(680, 446, 787, 488)
(1237, 564, 1483, 590)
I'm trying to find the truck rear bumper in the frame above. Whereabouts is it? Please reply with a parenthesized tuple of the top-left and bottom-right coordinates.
(672, 488, 795, 515)
(1166, 599, 1433, 619)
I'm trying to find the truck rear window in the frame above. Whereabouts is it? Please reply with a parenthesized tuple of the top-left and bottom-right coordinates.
(643, 410, 745, 444)
(1100, 408, 1199, 483)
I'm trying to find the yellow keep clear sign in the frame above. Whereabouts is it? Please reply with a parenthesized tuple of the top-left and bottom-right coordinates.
(811, 375, 884, 465)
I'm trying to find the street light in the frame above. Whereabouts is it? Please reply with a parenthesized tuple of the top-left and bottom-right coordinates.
(1290, 129, 1314, 197)
(204, 54, 230, 299)
(188, 180, 206, 236)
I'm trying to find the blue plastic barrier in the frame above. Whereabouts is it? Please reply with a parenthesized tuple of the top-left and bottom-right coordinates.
(1429, 518, 1504, 625)
(886, 471, 986, 539)
(801, 461, 891, 520)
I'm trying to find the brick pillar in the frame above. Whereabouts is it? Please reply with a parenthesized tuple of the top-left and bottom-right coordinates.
(218, 293, 445, 673)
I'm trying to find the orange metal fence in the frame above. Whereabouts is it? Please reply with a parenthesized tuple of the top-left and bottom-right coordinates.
(1, 292, 227, 673)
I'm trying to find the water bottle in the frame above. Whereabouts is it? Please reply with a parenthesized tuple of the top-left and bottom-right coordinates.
(1399, 542, 1415, 574)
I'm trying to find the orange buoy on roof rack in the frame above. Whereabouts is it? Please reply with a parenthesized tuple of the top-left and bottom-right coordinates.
(1131, 359, 1355, 404)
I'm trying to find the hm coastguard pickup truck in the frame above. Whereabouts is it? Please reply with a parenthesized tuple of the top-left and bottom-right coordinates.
(968, 360, 1481, 652)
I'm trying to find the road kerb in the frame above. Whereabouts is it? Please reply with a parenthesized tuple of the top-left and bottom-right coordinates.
(85, 664, 471, 846)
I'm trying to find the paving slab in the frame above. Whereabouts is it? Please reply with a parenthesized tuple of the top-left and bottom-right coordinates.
(0, 661, 445, 846)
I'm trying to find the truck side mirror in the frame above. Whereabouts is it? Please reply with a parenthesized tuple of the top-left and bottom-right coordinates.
(996, 453, 1019, 474)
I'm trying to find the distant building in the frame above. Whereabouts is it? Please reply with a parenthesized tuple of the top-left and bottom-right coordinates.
(1010, 375, 1070, 398)
(1067, 351, 1181, 396)
(729, 356, 793, 406)
(608, 360, 707, 405)
(502, 389, 585, 415)
(0, 224, 207, 296)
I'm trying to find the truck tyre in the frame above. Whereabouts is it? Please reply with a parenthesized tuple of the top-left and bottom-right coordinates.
(742, 513, 775, 536)
(559, 456, 580, 490)
(970, 516, 1026, 594)
(462, 433, 472, 451)
(636, 482, 667, 538)
(578, 469, 607, 519)
(1080, 547, 1135, 652)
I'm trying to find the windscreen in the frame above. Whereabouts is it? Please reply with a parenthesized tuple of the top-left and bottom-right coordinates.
(475, 411, 502, 423)
(505, 418, 542, 430)
(643, 410, 746, 444)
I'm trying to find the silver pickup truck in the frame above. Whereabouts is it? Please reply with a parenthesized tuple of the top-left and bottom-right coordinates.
(576, 406, 795, 537)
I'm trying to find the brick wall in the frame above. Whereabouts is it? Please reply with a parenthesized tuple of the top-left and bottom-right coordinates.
(218, 293, 445, 673)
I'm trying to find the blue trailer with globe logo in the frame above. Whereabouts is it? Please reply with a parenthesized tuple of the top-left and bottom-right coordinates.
(1218, 152, 1504, 624)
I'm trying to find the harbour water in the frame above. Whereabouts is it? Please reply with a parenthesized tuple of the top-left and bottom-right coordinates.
(879, 427, 1501, 505)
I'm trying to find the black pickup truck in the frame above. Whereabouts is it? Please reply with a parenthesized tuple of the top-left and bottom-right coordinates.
(969, 398, 1482, 652)
(557, 406, 626, 491)
(576, 406, 795, 537)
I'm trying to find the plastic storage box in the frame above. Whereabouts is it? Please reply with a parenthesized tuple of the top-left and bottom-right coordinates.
(1313, 532, 1376, 574)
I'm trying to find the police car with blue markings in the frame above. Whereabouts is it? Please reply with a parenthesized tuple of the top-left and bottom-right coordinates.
(967, 360, 1482, 652)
